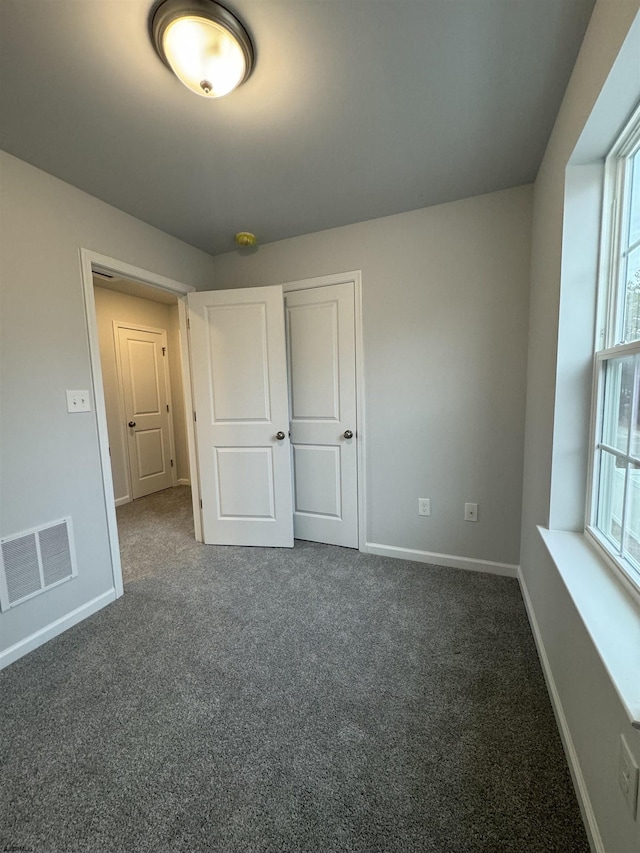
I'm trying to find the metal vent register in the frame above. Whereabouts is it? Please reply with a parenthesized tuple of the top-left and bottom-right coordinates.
(0, 518, 76, 610)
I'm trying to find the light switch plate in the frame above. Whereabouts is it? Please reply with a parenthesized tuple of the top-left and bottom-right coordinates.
(66, 390, 91, 412)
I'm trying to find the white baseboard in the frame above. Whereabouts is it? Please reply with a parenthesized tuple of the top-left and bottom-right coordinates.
(114, 496, 130, 507)
(0, 589, 117, 671)
(517, 568, 603, 853)
(176, 479, 190, 486)
(364, 542, 518, 577)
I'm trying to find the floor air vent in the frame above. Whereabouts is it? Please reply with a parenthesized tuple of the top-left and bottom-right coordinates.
(0, 518, 77, 611)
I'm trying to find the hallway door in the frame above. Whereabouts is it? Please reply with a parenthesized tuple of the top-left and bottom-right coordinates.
(116, 324, 174, 499)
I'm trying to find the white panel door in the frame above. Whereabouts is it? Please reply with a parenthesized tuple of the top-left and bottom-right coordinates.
(117, 325, 174, 499)
(285, 282, 358, 547)
(188, 286, 294, 547)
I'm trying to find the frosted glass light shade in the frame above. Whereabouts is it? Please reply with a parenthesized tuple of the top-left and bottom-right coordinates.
(151, 0, 254, 99)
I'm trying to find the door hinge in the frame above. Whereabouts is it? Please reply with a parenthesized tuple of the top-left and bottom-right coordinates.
(187, 318, 191, 329)
(170, 459, 174, 467)
(162, 346, 166, 356)
(193, 411, 197, 422)
(166, 404, 169, 412)
(200, 498, 203, 509)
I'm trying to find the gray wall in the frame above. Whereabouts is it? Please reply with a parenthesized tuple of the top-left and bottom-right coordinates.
(0, 151, 215, 658)
(211, 186, 532, 567)
(94, 286, 189, 502)
(520, 2, 640, 851)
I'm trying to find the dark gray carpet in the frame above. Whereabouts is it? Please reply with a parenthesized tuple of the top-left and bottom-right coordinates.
(1, 487, 589, 852)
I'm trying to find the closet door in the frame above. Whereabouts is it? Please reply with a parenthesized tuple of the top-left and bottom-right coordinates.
(285, 282, 358, 548)
(188, 286, 294, 547)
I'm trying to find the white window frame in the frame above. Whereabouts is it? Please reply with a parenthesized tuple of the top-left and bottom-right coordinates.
(586, 103, 640, 598)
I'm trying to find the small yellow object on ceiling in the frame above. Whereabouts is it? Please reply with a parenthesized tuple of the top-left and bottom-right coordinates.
(235, 232, 257, 247)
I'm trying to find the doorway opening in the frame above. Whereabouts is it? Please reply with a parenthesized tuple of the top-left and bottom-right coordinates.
(80, 250, 200, 597)
(94, 278, 183, 503)
(93, 273, 196, 585)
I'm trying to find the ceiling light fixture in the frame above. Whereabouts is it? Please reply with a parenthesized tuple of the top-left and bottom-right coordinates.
(150, 0, 254, 98)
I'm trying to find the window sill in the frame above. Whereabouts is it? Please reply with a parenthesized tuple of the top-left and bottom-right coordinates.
(538, 526, 640, 729)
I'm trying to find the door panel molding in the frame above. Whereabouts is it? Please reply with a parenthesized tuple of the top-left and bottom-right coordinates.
(293, 444, 342, 519)
(288, 299, 340, 421)
(215, 446, 276, 520)
(206, 301, 272, 423)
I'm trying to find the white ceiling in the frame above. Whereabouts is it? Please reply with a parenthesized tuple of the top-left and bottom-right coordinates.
(0, 0, 595, 255)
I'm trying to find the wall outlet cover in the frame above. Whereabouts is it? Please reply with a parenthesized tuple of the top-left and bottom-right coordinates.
(418, 498, 431, 517)
(464, 502, 478, 522)
(618, 734, 639, 818)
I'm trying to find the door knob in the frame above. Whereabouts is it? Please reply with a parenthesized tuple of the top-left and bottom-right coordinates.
(128, 421, 136, 428)
(343, 429, 354, 439)
(275, 431, 286, 441)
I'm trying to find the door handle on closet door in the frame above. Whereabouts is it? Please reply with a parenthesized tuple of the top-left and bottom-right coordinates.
(128, 421, 136, 428)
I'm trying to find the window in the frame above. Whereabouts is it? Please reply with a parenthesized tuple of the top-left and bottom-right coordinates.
(588, 107, 640, 593)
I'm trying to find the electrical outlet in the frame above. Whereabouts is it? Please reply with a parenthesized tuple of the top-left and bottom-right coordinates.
(464, 502, 478, 522)
(618, 734, 639, 818)
(418, 498, 431, 517)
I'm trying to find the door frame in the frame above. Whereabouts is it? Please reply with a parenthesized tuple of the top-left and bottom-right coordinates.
(80, 249, 202, 599)
(281, 271, 367, 550)
(113, 321, 178, 502)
